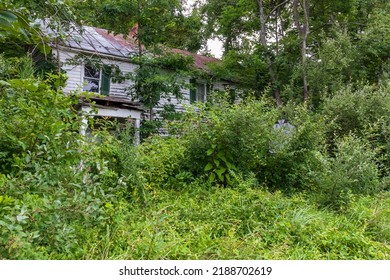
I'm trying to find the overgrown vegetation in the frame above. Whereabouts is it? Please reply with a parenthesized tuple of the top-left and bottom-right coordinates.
(2, 54, 389, 259)
(1, 0, 389, 260)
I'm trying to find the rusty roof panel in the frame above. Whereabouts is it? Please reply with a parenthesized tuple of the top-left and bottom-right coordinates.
(170, 48, 220, 70)
(58, 25, 220, 70)
(58, 26, 138, 58)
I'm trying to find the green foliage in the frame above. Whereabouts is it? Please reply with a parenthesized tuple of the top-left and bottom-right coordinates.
(84, 186, 389, 259)
(306, 29, 356, 104)
(0, 56, 143, 259)
(262, 105, 326, 193)
(3, 0, 81, 31)
(0, 9, 30, 40)
(355, 4, 390, 83)
(180, 98, 276, 186)
(0, 7, 50, 55)
(127, 52, 192, 120)
(138, 136, 187, 189)
(173, 97, 326, 192)
(315, 135, 382, 209)
(323, 85, 388, 136)
(322, 84, 390, 174)
(200, 0, 390, 105)
(138, 119, 162, 141)
(75, 0, 203, 52)
(0, 61, 81, 173)
(1, 168, 105, 259)
(201, 0, 259, 53)
(207, 48, 269, 97)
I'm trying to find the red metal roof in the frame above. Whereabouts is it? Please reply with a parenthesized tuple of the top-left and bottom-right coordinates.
(169, 48, 220, 70)
(120, 24, 219, 69)
(60, 24, 219, 70)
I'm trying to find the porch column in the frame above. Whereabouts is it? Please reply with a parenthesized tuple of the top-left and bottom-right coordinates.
(135, 118, 141, 145)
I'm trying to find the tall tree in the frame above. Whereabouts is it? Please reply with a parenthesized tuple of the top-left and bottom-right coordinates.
(73, 0, 204, 52)
(202, 0, 289, 104)
(255, 0, 288, 105)
(292, 0, 310, 101)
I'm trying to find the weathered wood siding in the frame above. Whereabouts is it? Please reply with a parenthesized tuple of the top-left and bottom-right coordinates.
(58, 48, 136, 100)
(57, 48, 230, 118)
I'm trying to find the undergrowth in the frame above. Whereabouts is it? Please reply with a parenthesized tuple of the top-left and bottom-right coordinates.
(1, 56, 389, 259)
(80, 185, 390, 260)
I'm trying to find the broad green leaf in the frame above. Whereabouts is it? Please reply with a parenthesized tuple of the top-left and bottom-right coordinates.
(36, 42, 51, 55)
(25, 82, 39, 92)
(204, 162, 213, 171)
(226, 161, 236, 170)
(206, 148, 214, 156)
(0, 10, 17, 25)
(209, 172, 216, 182)
(216, 170, 225, 182)
(216, 167, 226, 179)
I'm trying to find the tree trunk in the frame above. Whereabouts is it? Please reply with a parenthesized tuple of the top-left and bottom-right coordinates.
(256, 0, 283, 106)
(293, 0, 310, 102)
(275, 7, 279, 57)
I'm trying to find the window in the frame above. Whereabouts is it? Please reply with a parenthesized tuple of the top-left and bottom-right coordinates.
(83, 65, 111, 95)
(190, 78, 206, 103)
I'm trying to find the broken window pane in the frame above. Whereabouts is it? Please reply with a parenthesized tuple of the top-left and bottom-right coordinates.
(196, 83, 206, 103)
(84, 66, 100, 79)
(83, 78, 99, 92)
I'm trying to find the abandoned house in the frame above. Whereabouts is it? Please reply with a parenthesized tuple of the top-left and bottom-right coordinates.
(49, 25, 233, 142)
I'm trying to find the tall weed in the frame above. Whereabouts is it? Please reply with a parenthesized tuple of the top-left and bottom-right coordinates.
(315, 135, 381, 209)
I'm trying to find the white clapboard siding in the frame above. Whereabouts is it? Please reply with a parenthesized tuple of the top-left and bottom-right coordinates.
(57, 48, 136, 100)
(158, 77, 191, 110)
(58, 50, 83, 94)
(57, 48, 227, 119)
(104, 59, 136, 99)
(212, 80, 235, 91)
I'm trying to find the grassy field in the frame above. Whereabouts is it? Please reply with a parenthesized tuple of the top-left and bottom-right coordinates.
(80, 184, 390, 260)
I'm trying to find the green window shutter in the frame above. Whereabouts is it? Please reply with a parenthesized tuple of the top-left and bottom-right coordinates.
(101, 67, 111, 96)
(190, 78, 196, 103)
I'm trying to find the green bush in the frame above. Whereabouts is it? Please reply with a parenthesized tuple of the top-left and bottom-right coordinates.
(0, 77, 81, 174)
(315, 135, 381, 209)
(181, 98, 277, 186)
(260, 105, 326, 192)
(173, 98, 326, 192)
(138, 136, 188, 189)
(322, 84, 390, 174)
(0, 57, 140, 259)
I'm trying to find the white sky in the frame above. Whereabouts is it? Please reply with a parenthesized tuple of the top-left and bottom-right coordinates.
(207, 38, 223, 58)
(186, 0, 223, 58)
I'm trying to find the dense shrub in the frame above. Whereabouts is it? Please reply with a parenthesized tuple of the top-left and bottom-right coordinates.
(164, 98, 326, 192)
(138, 136, 188, 189)
(322, 84, 390, 174)
(181, 98, 277, 186)
(0, 77, 81, 174)
(0, 57, 141, 259)
(260, 105, 326, 192)
(315, 135, 382, 209)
